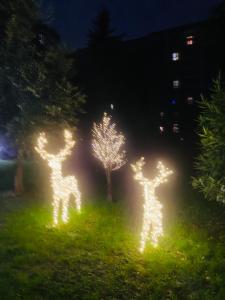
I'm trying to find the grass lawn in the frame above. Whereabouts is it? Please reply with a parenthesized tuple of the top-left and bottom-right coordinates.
(0, 161, 225, 299)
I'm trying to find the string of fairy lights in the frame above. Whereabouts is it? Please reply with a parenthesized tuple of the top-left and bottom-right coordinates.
(131, 157, 173, 252)
(35, 130, 81, 226)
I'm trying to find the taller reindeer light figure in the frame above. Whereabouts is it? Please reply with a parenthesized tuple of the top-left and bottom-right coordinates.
(131, 157, 173, 252)
(35, 130, 81, 226)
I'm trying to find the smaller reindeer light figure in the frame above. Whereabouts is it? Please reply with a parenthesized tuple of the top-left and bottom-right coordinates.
(131, 157, 173, 252)
(35, 130, 81, 225)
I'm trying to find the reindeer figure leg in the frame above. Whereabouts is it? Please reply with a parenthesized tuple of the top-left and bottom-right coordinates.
(140, 186, 152, 252)
(53, 196, 60, 226)
(62, 197, 69, 223)
(150, 200, 163, 247)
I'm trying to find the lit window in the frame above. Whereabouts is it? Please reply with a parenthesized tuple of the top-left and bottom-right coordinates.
(159, 126, 164, 134)
(173, 123, 179, 133)
(186, 35, 194, 45)
(187, 97, 194, 105)
(172, 52, 179, 61)
(110, 103, 114, 110)
(173, 80, 180, 88)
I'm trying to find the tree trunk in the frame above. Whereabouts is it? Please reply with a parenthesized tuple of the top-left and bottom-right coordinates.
(14, 149, 24, 196)
(106, 168, 112, 202)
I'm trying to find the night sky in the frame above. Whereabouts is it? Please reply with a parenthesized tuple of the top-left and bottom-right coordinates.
(43, 0, 222, 49)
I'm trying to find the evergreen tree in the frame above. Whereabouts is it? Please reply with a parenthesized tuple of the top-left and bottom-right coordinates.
(0, 1, 85, 194)
(88, 8, 122, 48)
(192, 78, 225, 203)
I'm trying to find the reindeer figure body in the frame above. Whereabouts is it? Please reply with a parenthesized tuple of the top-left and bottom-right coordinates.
(35, 130, 81, 225)
(131, 157, 173, 252)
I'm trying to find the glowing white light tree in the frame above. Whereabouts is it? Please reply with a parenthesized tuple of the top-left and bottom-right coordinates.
(35, 130, 81, 225)
(92, 112, 126, 201)
(131, 157, 173, 252)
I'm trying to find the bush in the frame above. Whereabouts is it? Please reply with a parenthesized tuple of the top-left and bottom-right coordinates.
(192, 78, 225, 203)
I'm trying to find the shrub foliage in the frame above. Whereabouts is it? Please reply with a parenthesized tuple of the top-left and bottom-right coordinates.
(193, 78, 225, 203)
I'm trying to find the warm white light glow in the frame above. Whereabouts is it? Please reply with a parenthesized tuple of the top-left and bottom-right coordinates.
(92, 112, 126, 171)
(131, 157, 173, 252)
(35, 130, 81, 225)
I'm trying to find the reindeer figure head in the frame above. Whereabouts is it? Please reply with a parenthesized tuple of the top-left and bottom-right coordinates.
(35, 130, 75, 170)
(131, 157, 173, 251)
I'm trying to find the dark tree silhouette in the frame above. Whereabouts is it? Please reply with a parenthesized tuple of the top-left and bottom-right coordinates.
(88, 8, 122, 48)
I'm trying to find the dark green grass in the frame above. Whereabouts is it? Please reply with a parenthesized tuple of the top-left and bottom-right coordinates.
(0, 160, 225, 299)
(0, 196, 225, 300)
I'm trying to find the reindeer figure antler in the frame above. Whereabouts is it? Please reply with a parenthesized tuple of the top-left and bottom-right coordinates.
(131, 157, 173, 252)
(35, 130, 76, 162)
(35, 132, 53, 161)
(58, 130, 76, 160)
(153, 161, 173, 188)
(131, 157, 146, 183)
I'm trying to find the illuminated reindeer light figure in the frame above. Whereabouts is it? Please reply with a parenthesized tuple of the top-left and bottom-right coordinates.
(35, 130, 81, 225)
(131, 157, 173, 252)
